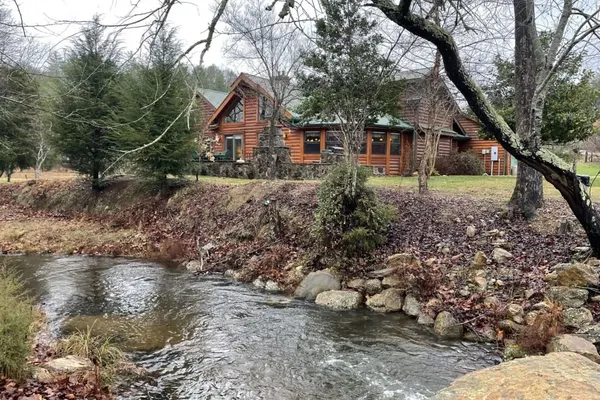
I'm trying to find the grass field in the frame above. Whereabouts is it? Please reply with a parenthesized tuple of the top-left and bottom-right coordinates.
(5, 163, 600, 201)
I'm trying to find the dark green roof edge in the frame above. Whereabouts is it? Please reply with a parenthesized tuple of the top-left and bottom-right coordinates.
(287, 117, 414, 131)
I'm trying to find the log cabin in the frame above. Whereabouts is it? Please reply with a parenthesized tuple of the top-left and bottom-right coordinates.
(195, 71, 513, 176)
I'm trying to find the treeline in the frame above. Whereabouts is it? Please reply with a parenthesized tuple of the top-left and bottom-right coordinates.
(0, 14, 236, 186)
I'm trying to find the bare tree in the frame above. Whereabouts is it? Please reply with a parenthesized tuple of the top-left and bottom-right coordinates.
(223, 0, 305, 179)
(351, 0, 600, 254)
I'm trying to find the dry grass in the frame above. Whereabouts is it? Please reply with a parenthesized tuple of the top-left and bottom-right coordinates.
(517, 301, 564, 354)
(1, 169, 78, 183)
(0, 219, 148, 256)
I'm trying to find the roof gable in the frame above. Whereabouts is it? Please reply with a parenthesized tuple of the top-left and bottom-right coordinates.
(198, 88, 228, 109)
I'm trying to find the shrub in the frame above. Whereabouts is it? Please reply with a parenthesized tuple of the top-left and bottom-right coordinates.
(313, 163, 396, 258)
(435, 151, 485, 175)
(0, 267, 34, 380)
(56, 324, 125, 385)
(517, 301, 563, 354)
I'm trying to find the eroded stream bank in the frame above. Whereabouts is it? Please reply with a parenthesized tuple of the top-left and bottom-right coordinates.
(8, 255, 498, 399)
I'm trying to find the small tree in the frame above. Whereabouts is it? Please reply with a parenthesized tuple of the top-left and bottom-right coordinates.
(298, 0, 403, 188)
(118, 28, 194, 182)
(53, 16, 121, 189)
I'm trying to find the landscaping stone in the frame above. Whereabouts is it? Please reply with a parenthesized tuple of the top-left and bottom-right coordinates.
(497, 319, 524, 334)
(472, 276, 487, 292)
(471, 251, 488, 268)
(382, 275, 402, 288)
(507, 303, 524, 324)
(365, 288, 404, 312)
(434, 311, 464, 339)
(503, 344, 527, 360)
(466, 226, 476, 238)
(364, 279, 382, 295)
(346, 278, 366, 292)
(483, 296, 501, 309)
(546, 286, 589, 308)
(547, 334, 600, 363)
(545, 262, 599, 287)
(44, 356, 93, 375)
(402, 294, 421, 317)
(434, 352, 600, 400)
(386, 253, 420, 270)
(524, 289, 536, 299)
(315, 290, 363, 310)
(525, 310, 543, 326)
(264, 280, 281, 293)
(492, 248, 513, 263)
(591, 295, 600, 303)
(576, 324, 600, 344)
(32, 367, 55, 383)
(563, 307, 593, 329)
(417, 313, 435, 326)
(294, 271, 341, 301)
(186, 260, 202, 272)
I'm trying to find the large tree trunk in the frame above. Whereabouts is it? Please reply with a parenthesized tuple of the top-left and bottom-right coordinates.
(508, 0, 544, 217)
(374, 0, 600, 255)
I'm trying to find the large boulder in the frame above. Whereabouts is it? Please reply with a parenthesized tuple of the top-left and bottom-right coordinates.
(546, 286, 589, 308)
(563, 307, 594, 329)
(434, 352, 600, 400)
(547, 334, 600, 363)
(546, 263, 599, 287)
(44, 356, 93, 375)
(294, 271, 341, 301)
(402, 294, 421, 317)
(365, 288, 404, 312)
(364, 279, 382, 295)
(315, 290, 362, 310)
(434, 311, 464, 339)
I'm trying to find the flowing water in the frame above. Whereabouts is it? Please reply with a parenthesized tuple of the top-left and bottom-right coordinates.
(7, 255, 500, 399)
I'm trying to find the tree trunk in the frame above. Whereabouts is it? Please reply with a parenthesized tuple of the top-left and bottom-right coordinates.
(373, 1, 600, 256)
(92, 167, 100, 190)
(34, 167, 41, 180)
(508, 0, 543, 218)
(6, 168, 11, 182)
(418, 131, 433, 194)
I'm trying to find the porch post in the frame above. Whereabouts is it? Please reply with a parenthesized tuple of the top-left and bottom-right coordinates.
(366, 129, 373, 166)
(386, 130, 391, 175)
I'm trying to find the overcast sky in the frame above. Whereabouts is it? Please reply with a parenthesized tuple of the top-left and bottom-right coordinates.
(10, 0, 230, 68)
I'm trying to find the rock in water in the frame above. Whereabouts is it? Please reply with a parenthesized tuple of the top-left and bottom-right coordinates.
(315, 290, 362, 310)
(294, 271, 341, 301)
(253, 278, 266, 290)
(545, 263, 599, 287)
(186, 260, 202, 272)
(435, 352, 600, 400)
(547, 334, 600, 363)
(264, 280, 281, 293)
(365, 288, 404, 312)
(434, 311, 464, 339)
(44, 356, 93, 374)
(402, 294, 421, 317)
(546, 286, 589, 308)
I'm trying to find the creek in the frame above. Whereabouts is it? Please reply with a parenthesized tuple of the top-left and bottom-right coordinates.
(7, 255, 500, 399)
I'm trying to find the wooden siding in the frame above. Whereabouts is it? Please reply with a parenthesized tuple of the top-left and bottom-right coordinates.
(457, 115, 512, 176)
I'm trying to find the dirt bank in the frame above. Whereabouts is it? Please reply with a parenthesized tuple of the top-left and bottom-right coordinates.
(0, 178, 593, 348)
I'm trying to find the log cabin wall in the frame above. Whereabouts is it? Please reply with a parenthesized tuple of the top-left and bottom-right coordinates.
(456, 114, 512, 176)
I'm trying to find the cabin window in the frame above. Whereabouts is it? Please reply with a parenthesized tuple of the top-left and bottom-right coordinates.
(326, 131, 343, 151)
(224, 134, 244, 160)
(225, 98, 244, 123)
(304, 132, 321, 154)
(372, 132, 387, 155)
(259, 94, 273, 120)
(391, 133, 401, 155)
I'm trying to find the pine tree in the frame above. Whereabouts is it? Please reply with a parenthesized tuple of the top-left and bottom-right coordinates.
(53, 16, 121, 189)
(118, 28, 194, 181)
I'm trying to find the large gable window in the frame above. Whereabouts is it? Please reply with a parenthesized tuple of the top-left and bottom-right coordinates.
(258, 94, 273, 120)
(225, 98, 244, 123)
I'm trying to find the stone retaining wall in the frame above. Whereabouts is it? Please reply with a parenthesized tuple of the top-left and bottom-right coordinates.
(198, 160, 332, 180)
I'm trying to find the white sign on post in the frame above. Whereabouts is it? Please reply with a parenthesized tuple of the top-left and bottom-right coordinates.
(491, 146, 499, 161)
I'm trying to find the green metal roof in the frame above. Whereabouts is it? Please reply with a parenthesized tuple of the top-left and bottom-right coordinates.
(289, 115, 413, 131)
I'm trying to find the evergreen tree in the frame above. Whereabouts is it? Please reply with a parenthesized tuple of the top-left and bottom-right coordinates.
(0, 66, 37, 181)
(485, 46, 600, 144)
(53, 16, 121, 188)
(118, 28, 194, 181)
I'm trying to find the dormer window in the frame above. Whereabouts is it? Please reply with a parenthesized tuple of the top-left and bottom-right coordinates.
(225, 98, 244, 123)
